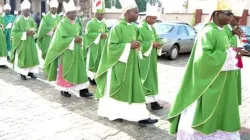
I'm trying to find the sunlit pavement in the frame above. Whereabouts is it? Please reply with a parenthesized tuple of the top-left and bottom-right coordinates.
(0, 53, 249, 140)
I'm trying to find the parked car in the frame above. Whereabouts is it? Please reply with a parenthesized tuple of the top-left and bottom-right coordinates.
(104, 19, 117, 31)
(154, 22, 197, 60)
(241, 26, 250, 55)
(193, 23, 205, 32)
(167, 21, 191, 26)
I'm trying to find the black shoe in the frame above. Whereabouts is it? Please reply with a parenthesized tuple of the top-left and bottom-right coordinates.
(0, 65, 8, 68)
(61, 91, 71, 97)
(7, 56, 10, 61)
(151, 102, 163, 110)
(20, 74, 27, 80)
(138, 118, 158, 126)
(80, 89, 93, 97)
(88, 77, 96, 85)
(28, 73, 37, 79)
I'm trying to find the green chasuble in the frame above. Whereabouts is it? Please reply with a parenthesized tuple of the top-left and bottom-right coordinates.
(0, 16, 7, 57)
(76, 16, 83, 35)
(95, 18, 145, 103)
(10, 16, 39, 68)
(3, 14, 15, 51)
(138, 21, 161, 96)
(168, 22, 241, 134)
(43, 17, 88, 84)
(85, 18, 108, 74)
(37, 12, 61, 59)
(223, 24, 242, 105)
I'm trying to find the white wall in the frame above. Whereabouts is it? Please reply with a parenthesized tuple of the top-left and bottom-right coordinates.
(189, 0, 250, 14)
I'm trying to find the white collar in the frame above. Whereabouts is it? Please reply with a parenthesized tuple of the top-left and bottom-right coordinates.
(217, 26, 223, 30)
(227, 24, 233, 31)
(127, 22, 132, 25)
(24, 16, 29, 20)
(51, 14, 56, 18)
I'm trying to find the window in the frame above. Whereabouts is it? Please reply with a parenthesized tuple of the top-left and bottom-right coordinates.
(241, 26, 250, 36)
(186, 26, 196, 36)
(177, 26, 188, 36)
(154, 23, 174, 34)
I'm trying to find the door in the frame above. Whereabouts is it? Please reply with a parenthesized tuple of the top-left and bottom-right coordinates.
(9, 0, 15, 14)
(177, 26, 189, 53)
(41, 1, 46, 14)
(185, 26, 197, 52)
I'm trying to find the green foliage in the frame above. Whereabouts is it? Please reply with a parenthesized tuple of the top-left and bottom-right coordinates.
(115, 0, 122, 9)
(135, 0, 146, 12)
(105, 0, 111, 8)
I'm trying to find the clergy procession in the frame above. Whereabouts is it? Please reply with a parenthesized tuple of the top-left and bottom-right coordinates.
(0, 0, 249, 139)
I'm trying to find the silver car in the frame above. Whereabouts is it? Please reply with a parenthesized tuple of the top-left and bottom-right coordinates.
(154, 23, 197, 60)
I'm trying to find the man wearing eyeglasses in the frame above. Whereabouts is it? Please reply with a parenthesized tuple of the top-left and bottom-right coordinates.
(167, 0, 247, 139)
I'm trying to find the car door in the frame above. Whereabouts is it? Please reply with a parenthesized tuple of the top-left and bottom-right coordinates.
(177, 26, 189, 53)
(185, 26, 197, 52)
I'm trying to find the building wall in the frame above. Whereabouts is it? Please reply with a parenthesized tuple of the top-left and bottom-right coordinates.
(188, 0, 250, 14)
(0, 0, 4, 7)
(2, 0, 90, 15)
(104, 12, 250, 26)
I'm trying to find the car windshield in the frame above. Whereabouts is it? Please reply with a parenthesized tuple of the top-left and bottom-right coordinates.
(241, 26, 250, 36)
(154, 23, 174, 34)
(194, 23, 205, 32)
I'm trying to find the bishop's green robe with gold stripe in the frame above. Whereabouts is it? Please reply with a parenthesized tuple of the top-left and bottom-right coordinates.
(10, 16, 39, 69)
(43, 17, 88, 85)
(0, 16, 7, 58)
(168, 22, 241, 136)
(223, 24, 242, 105)
(96, 18, 150, 122)
(3, 14, 15, 51)
(85, 18, 108, 80)
(37, 12, 61, 59)
(138, 21, 162, 99)
(95, 18, 145, 103)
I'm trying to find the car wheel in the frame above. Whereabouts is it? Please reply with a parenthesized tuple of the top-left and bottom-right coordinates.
(168, 45, 179, 60)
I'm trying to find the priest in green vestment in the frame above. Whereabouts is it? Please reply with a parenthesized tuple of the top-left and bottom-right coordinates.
(167, 0, 247, 139)
(0, 6, 8, 68)
(43, 0, 92, 98)
(76, 12, 84, 34)
(3, 4, 15, 53)
(223, 7, 245, 107)
(138, 3, 163, 110)
(96, 0, 158, 125)
(37, 0, 61, 60)
(10, 0, 40, 80)
(85, 5, 108, 85)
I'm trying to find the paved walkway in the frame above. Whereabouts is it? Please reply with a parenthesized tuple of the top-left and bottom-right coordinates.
(0, 54, 249, 140)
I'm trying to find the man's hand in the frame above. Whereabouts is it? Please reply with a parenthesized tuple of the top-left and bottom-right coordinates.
(234, 47, 248, 56)
(153, 42, 161, 49)
(74, 37, 82, 44)
(26, 31, 35, 36)
(101, 33, 107, 39)
(232, 27, 243, 37)
(131, 41, 140, 49)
